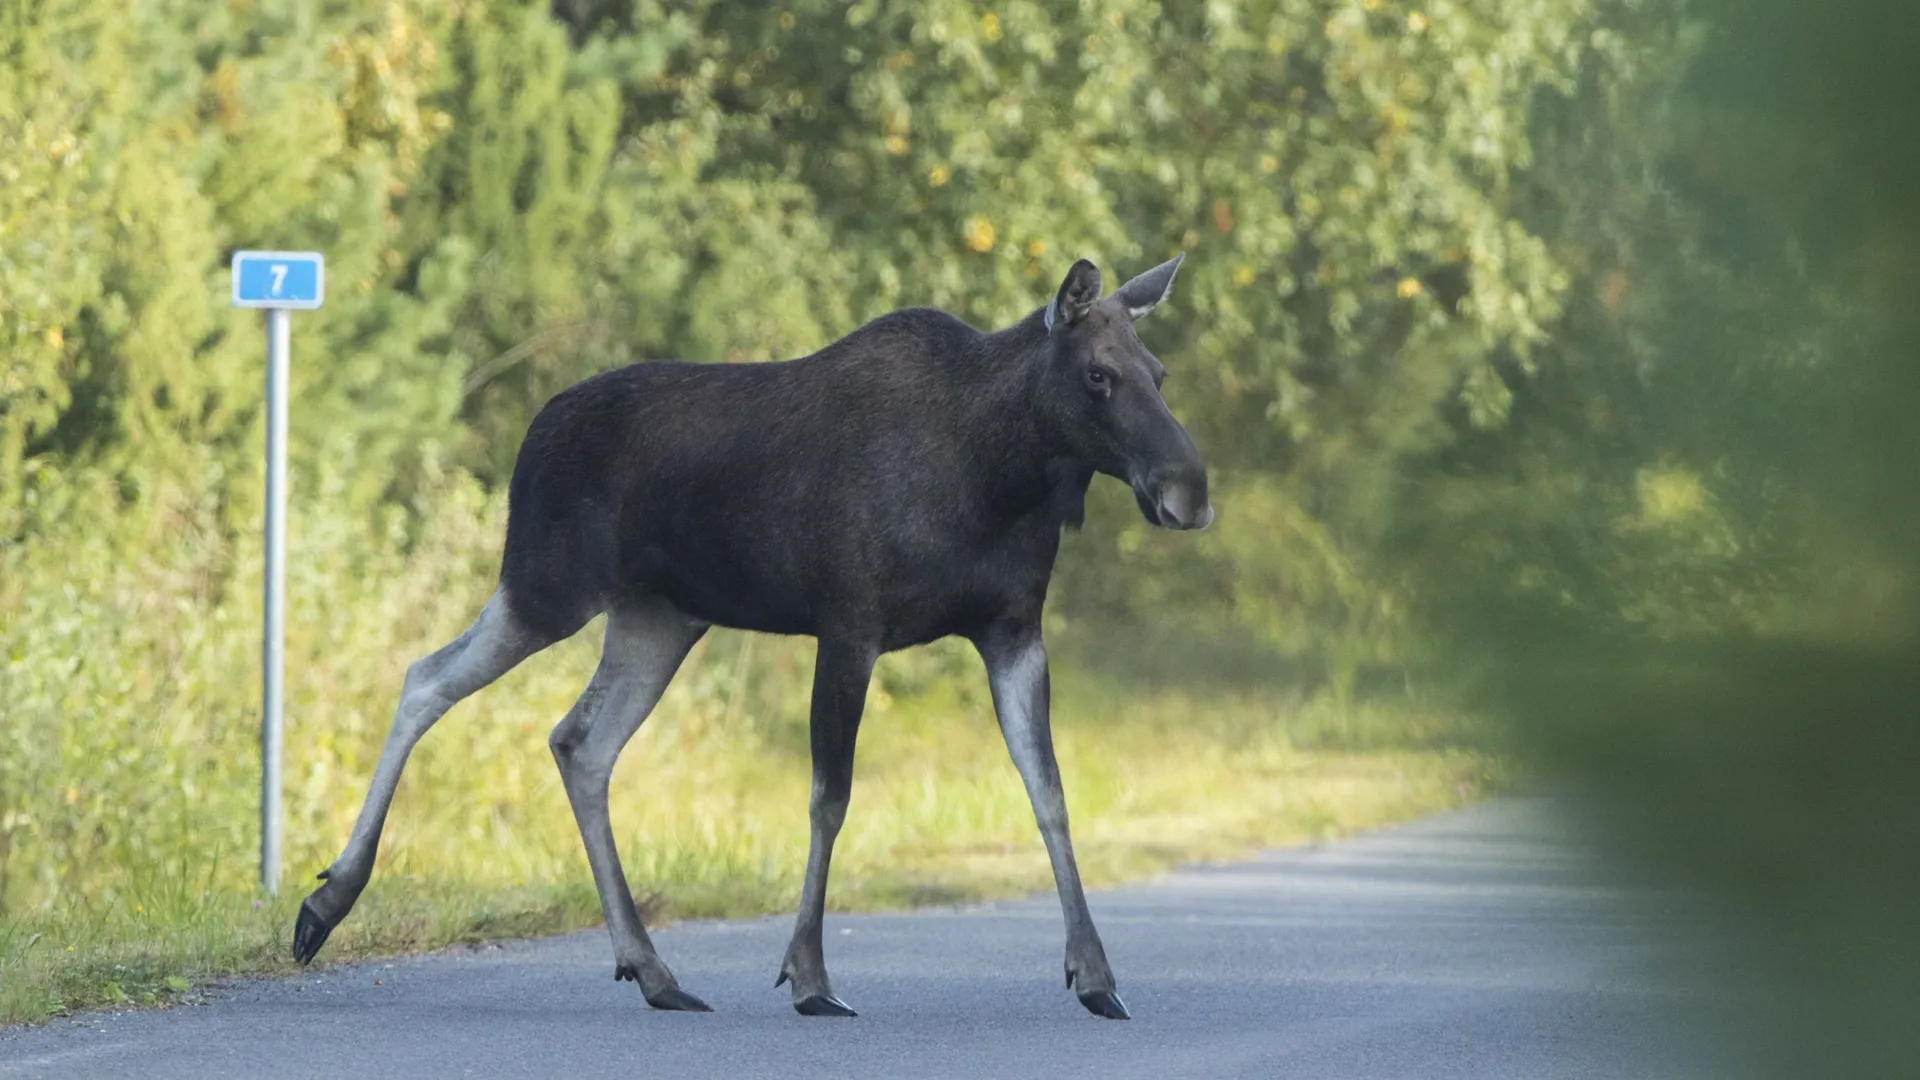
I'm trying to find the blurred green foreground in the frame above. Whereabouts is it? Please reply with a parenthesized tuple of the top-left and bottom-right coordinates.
(3, 1, 1918, 1071)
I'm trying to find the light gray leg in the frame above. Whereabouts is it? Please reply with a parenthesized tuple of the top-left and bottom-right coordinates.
(975, 626, 1129, 1020)
(549, 599, 709, 1011)
(295, 589, 553, 963)
(776, 635, 876, 1017)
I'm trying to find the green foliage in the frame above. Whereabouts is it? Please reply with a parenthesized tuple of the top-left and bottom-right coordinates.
(0, 0, 1727, 896)
(3, 0, 1721, 667)
(1457, 3, 1920, 1075)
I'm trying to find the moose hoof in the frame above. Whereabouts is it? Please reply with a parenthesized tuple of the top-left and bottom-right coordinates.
(616, 963, 712, 1012)
(794, 994, 858, 1018)
(1077, 989, 1131, 1020)
(292, 899, 336, 966)
(644, 986, 714, 1013)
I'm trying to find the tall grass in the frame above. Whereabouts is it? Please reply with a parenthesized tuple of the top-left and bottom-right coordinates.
(0, 467, 1495, 1023)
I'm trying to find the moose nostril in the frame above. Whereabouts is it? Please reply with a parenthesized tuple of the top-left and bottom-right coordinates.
(1154, 488, 1211, 530)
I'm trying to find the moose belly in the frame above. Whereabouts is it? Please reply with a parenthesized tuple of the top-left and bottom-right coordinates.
(626, 532, 1052, 649)
(628, 539, 816, 636)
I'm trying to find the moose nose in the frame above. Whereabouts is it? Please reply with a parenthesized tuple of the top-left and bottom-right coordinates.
(1153, 483, 1214, 531)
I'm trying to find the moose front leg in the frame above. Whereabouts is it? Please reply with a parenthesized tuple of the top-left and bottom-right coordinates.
(975, 625, 1128, 1019)
(776, 635, 877, 1017)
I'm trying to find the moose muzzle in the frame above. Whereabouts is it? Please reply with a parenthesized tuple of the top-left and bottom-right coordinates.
(1134, 468, 1213, 531)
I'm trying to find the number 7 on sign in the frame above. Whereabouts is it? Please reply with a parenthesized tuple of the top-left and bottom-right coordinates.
(231, 251, 322, 311)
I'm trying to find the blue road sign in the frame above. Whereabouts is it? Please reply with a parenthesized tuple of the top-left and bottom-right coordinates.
(230, 249, 322, 891)
(232, 251, 325, 310)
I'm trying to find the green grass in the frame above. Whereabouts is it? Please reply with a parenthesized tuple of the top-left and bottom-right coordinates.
(0, 651, 1497, 1026)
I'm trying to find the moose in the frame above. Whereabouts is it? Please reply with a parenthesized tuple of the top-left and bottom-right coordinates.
(291, 254, 1211, 1020)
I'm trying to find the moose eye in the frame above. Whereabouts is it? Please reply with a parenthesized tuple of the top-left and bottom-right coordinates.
(1085, 367, 1112, 394)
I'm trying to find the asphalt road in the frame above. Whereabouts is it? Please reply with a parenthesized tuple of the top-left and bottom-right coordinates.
(0, 799, 1726, 1079)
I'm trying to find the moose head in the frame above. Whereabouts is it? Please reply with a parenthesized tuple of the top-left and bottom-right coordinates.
(1037, 255, 1212, 531)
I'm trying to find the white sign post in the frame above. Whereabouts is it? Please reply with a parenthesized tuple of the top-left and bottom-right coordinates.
(231, 250, 325, 895)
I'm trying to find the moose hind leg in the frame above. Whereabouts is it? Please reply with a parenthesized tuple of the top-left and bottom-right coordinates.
(976, 627, 1129, 1020)
(294, 589, 554, 965)
(776, 635, 876, 1018)
(550, 600, 710, 1011)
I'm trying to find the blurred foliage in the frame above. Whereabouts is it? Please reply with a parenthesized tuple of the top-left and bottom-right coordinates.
(3, 0, 1915, 1064)
(1457, 2, 1920, 1076)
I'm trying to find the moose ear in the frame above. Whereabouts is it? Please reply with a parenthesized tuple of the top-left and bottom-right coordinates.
(1111, 252, 1185, 320)
(1046, 259, 1102, 332)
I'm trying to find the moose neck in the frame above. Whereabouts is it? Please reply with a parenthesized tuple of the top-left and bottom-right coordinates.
(966, 309, 1095, 530)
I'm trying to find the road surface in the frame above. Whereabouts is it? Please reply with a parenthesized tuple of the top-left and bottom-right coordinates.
(0, 799, 1726, 1079)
